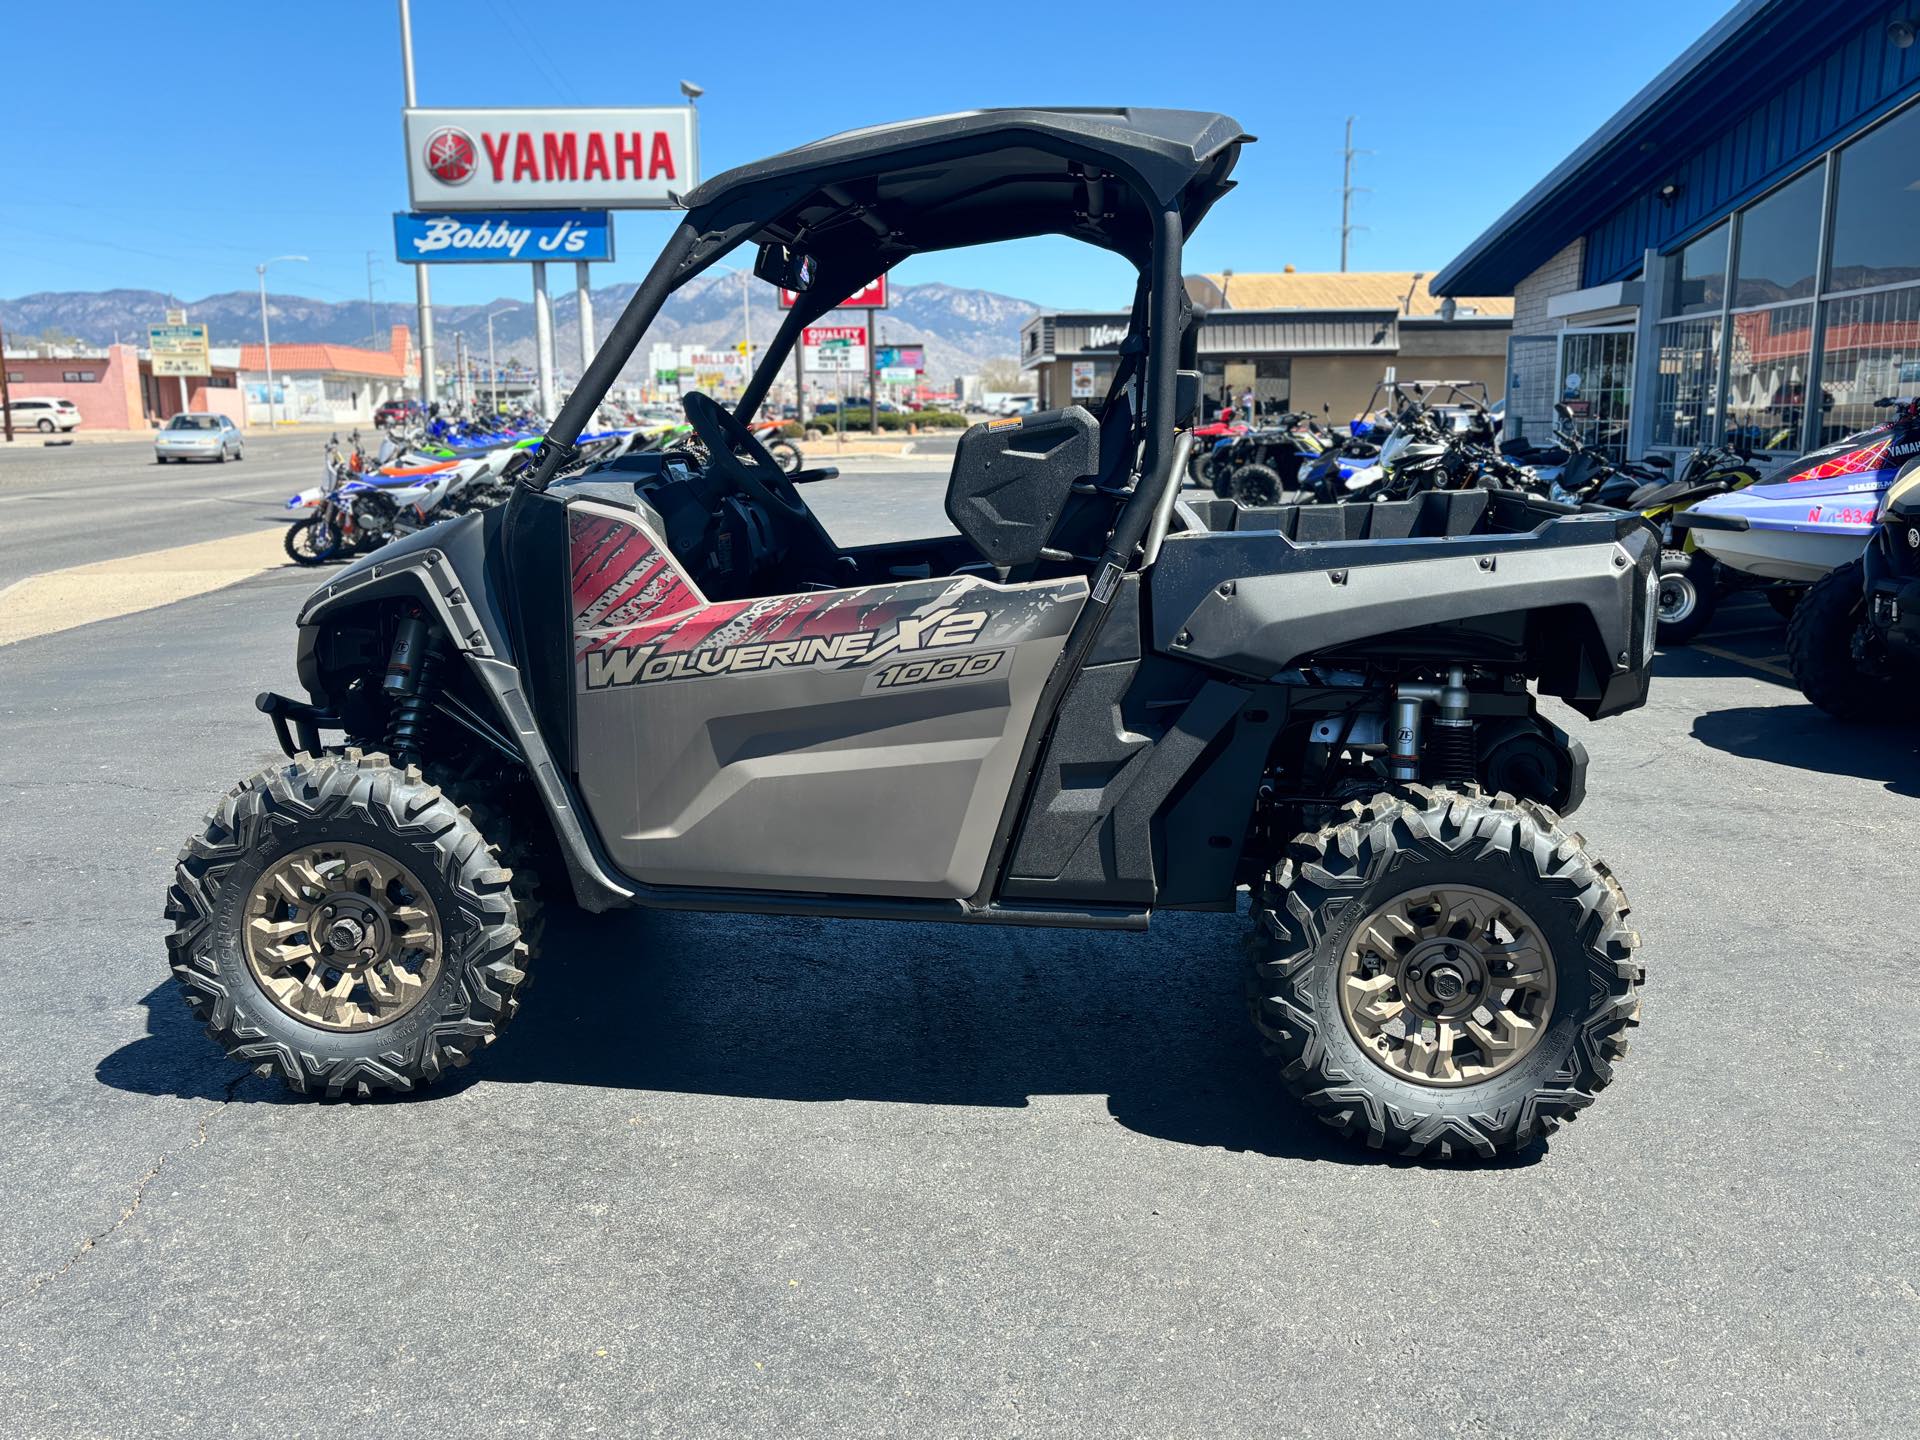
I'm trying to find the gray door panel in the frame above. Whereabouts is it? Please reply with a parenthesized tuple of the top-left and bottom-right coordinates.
(569, 500, 1085, 897)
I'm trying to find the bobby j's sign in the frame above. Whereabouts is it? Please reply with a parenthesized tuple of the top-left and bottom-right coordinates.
(393, 210, 614, 264)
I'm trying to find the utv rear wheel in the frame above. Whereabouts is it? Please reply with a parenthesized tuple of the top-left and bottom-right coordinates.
(164, 751, 534, 1097)
(1248, 785, 1641, 1158)
(1655, 550, 1717, 644)
(1787, 558, 1886, 720)
(1231, 462, 1285, 506)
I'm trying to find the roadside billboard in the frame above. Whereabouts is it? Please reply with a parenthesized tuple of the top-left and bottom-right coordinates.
(149, 322, 211, 378)
(803, 325, 867, 371)
(404, 107, 694, 210)
(394, 210, 613, 263)
(876, 345, 924, 372)
(780, 277, 888, 311)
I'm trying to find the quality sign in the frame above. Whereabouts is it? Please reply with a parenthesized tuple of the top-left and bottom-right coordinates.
(394, 210, 613, 264)
(404, 107, 694, 211)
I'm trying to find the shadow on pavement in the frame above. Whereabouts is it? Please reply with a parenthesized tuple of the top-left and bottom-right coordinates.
(98, 905, 1548, 1169)
(1691, 703, 1920, 796)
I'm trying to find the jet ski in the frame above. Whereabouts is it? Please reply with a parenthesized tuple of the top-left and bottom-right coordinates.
(1676, 398, 1920, 583)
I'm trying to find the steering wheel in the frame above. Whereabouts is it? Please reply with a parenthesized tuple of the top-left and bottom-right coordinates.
(682, 391, 846, 582)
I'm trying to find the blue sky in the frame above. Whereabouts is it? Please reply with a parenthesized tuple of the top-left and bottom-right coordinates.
(3, 0, 1731, 311)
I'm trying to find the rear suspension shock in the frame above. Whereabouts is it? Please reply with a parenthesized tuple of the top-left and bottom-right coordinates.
(383, 609, 445, 767)
(1390, 666, 1476, 785)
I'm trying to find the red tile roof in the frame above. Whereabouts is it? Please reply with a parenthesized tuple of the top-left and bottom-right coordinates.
(241, 325, 414, 378)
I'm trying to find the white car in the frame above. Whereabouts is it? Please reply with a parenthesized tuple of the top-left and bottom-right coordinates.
(6, 397, 81, 433)
(155, 413, 244, 463)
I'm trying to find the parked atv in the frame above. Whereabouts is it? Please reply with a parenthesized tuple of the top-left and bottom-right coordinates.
(1786, 431, 1920, 718)
(166, 109, 1651, 1159)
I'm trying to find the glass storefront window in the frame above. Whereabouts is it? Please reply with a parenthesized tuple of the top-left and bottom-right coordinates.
(1827, 101, 1920, 292)
(1815, 286, 1920, 445)
(1732, 165, 1823, 306)
(1664, 223, 1728, 315)
(1651, 317, 1721, 449)
(1724, 303, 1815, 453)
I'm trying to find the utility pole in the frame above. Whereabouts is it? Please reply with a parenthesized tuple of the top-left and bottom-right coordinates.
(366, 252, 380, 346)
(0, 320, 13, 442)
(1339, 116, 1372, 273)
(399, 0, 435, 407)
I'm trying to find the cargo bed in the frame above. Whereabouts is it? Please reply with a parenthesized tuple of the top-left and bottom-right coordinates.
(1155, 490, 1661, 719)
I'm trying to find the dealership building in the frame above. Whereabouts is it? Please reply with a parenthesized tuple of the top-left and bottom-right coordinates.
(1433, 0, 1920, 461)
(1020, 272, 1512, 421)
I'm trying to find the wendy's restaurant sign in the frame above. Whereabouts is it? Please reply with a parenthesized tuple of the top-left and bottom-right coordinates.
(393, 210, 613, 264)
(404, 107, 695, 211)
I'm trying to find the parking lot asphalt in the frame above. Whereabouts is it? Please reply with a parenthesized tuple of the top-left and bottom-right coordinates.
(1, 439, 1916, 1438)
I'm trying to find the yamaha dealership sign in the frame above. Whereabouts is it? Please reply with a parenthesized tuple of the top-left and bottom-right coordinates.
(403, 106, 694, 210)
(393, 210, 613, 264)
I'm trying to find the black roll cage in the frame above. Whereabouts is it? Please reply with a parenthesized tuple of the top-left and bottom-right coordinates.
(481, 112, 1250, 922)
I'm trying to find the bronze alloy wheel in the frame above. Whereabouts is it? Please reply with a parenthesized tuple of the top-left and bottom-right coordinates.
(1336, 882, 1556, 1087)
(242, 842, 444, 1032)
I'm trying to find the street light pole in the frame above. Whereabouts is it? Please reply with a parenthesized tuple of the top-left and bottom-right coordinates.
(257, 254, 307, 429)
(399, 0, 435, 408)
(486, 306, 511, 412)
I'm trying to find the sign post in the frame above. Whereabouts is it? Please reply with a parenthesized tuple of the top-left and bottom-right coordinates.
(150, 318, 211, 421)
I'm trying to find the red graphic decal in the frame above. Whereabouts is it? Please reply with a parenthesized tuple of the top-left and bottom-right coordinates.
(1795, 438, 1888, 482)
(569, 508, 929, 667)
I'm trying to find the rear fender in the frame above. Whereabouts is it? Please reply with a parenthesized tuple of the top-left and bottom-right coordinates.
(1149, 520, 1659, 719)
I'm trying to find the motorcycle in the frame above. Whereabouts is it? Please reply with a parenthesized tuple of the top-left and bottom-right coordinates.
(1543, 404, 1767, 642)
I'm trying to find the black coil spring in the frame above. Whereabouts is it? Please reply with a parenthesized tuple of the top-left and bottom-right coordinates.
(385, 642, 444, 766)
(1426, 720, 1476, 784)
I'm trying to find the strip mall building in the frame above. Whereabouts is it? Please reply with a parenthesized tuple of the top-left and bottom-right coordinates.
(1020, 272, 1512, 422)
(1433, 0, 1920, 461)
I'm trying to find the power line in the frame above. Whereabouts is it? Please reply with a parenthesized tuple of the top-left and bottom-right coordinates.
(1339, 116, 1373, 273)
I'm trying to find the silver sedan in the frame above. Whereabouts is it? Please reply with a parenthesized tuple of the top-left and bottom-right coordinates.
(155, 413, 244, 463)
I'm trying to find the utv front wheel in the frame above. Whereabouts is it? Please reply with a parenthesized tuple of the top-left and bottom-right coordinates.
(1249, 786, 1641, 1158)
(164, 752, 534, 1097)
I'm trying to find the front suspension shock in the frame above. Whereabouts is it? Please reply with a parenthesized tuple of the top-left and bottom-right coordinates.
(382, 610, 445, 767)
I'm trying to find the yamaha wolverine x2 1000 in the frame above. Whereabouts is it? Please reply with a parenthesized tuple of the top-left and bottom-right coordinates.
(167, 111, 1653, 1158)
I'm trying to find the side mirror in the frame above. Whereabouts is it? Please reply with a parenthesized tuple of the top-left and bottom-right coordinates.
(1553, 401, 1575, 425)
(754, 242, 815, 292)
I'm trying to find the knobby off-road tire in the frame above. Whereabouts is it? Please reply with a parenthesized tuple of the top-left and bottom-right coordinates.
(1248, 785, 1642, 1159)
(1187, 446, 1216, 489)
(1786, 558, 1889, 720)
(164, 751, 534, 1097)
(1231, 462, 1285, 506)
(283, 517, 341, 566)
(1655, 549, 1718, 645)
(767, 438, 803, 475)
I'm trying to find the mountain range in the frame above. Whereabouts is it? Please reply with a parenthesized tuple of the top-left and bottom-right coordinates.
(0, 275, 1041, 384)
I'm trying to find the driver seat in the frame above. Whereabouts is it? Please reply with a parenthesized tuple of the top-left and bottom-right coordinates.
(944, 396, 1133, 583)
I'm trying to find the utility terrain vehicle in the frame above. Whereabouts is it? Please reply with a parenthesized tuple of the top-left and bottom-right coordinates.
(167, 110, 1655, 1157)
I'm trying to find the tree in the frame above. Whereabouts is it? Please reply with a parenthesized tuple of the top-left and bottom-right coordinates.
(978, 357, 1025, 392)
